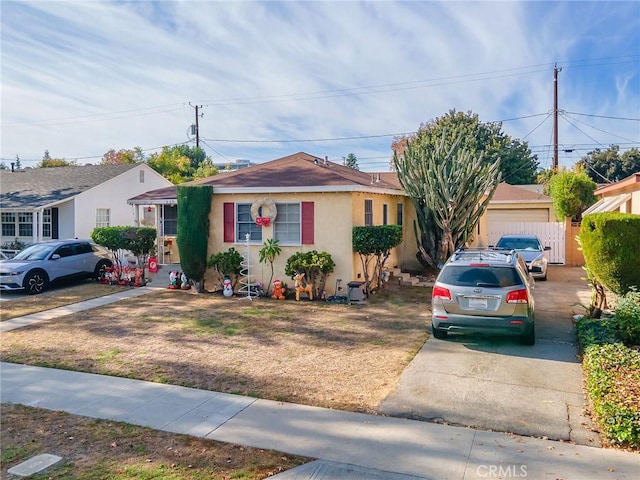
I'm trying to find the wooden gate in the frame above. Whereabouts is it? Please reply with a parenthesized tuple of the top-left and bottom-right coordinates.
(488, 222, 566, 264)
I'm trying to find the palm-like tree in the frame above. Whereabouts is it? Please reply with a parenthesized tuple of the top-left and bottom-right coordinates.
(258, 239, 282, 296)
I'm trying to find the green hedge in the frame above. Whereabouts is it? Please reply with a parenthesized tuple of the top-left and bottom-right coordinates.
(577, 316, 640, 449)
(580, 212, 640, 296)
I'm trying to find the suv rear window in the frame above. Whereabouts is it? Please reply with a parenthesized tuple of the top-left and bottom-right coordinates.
(437, 265, 523, 288)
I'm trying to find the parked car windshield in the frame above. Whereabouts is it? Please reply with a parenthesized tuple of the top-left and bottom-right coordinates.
(496, 237, 541, 251)
(438, 265, 523, 287)
(13, 244, 55, 261)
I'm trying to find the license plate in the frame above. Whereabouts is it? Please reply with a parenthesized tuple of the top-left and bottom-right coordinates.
(468, 297, 488, 309)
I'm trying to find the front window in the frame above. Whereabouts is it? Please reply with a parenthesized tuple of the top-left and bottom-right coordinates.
(18, 212, 33, 237)
(274, 203, 301, 245)
(96, 208, 110, 228)
(1, 212, 16, 237)
(397, 203, 403, 226)
(237, 203, 262, 243)
(383, 204, 388, 225)
(364, 199, 373, 226)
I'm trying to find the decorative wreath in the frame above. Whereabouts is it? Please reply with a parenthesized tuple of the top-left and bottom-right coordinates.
(250, 198, 277, 223)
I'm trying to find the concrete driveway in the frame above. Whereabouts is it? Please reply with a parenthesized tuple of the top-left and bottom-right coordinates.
(378, 266, 602, 446)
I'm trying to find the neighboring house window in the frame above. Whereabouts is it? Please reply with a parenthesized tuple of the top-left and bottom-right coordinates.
(42, 208, 51, 238)
(364, 199, 373, 226)
(1, 212, 16, 236)
(139, 170, 145, 183)
(96, 208, 110, 228)
(236, 203, 262, 243)
(274, 203, 301, 245)
(18, 212, 33, 237)
(163, 205, 178, 235)
(396, 203, 403, 226)
(383, 204, 388, 225)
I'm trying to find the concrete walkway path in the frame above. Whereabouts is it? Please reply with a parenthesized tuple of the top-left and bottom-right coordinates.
(1, 281, 639, 479)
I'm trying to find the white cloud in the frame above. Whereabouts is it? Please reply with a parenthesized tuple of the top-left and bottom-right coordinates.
(1, 1, 638, 171)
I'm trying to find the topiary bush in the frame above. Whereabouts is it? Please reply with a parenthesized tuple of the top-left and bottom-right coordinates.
(613, 291, 640, 346)
(207, 248, 243, 290)
(580, 212, 640, 296)
(285, 250, 335, 298)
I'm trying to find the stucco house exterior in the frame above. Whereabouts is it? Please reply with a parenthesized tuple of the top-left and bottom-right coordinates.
(0, 164, 172, 246)
(128, 152, 418, 291)
(583, 172, 640, 216)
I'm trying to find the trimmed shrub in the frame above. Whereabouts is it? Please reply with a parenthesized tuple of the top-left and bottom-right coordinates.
(613, 291, 640, 346)
(582, 342, 640, 449)
(353, 225, 403, 291)
(177, 185, 212, 292)
(207, 248, 243, 290)
(284, 250, 335, 297)
(580, 212, 640, 296)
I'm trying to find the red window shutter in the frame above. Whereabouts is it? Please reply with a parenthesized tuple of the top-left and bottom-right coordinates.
(223, 203, 235, 242)
(301, 201, 314, 244)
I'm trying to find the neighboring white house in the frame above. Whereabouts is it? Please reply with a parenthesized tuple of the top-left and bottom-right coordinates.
(0, 164, 173, 245)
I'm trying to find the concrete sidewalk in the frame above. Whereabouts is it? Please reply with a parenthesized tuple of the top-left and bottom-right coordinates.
(2, 361, 638, 480)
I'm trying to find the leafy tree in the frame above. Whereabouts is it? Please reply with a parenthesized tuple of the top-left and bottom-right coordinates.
(394, 132, 501, 268)
(15, 154, 21, 169)
(37, 150, 76, 168)
(344, 153, 359, 170)
(392, 109, 538, 185)
(353, 225, 402, 292)
(536, 168, 554, 195)
(258, 239, 282, 296)
(548, 169, 597, 221)
(193, 158, 219, 179)
(576, 146, 640, 183)
(177, 185, 212, 292)
(147, 145, 217, 183)
(101, 147, 145, 165)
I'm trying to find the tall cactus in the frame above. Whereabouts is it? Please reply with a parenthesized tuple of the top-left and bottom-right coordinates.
(394, 133, 501, 267)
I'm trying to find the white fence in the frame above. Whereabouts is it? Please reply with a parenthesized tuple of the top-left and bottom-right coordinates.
(488, 222, 566, 264)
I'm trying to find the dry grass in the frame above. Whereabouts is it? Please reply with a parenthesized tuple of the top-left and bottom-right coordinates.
(1, 284, 431, 413)
(1, 284, 429, 478)
(1, 404, 309, 480)
(0, 281, 132, 321)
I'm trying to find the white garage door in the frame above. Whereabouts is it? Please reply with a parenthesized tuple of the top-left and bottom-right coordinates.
(488, 209, 550, 223)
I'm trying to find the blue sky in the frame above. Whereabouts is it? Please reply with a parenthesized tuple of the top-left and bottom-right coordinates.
(1, 0, 639, 172)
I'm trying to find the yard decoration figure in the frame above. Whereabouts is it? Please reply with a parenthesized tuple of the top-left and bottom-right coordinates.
(134, 267, 144, 287)
(223, 277, 233, 297)
(180, 272, 190, 290)
(169, 271, 178, 289)
(271, 279, 286, 300)
(294, 272, 313, 301)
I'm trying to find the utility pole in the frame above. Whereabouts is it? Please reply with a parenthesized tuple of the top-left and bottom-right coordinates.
(553, 64, 562, 172)
(189, 102, 204, 148)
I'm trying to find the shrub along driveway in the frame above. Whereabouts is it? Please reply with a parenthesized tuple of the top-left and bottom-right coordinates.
(378, 266, 602, 446)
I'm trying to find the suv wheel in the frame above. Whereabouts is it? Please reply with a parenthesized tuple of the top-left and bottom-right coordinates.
(521, 324, 535, 345)
(431, 323, 448, 340)
(24, 270, 49, 295)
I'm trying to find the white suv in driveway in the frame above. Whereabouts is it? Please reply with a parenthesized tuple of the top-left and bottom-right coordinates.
(0, 239, 112, 295)
(495, 234, 550, 280)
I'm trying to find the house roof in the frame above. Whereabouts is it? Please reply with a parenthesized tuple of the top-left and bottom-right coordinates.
(0, 164, 141, 209)
(128, 152, 404, 204)
(593, 172, 640, 196)
(490, 183, 552, 202)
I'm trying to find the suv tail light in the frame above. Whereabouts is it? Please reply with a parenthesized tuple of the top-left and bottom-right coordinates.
(433, 285, 452, 301)
(506, 289, 528, 304)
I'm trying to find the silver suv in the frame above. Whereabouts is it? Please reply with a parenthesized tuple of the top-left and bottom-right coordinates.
(431, 248, 536, 345)
(0, 239, 112, 295)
